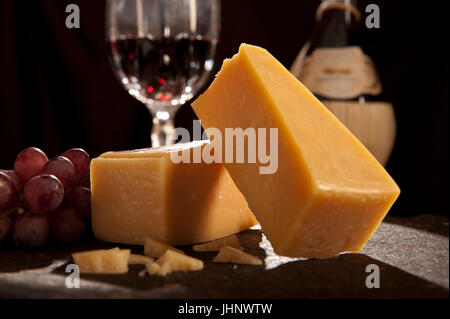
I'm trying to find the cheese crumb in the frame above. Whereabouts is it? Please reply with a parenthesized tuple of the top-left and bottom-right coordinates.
(193, 235, 243, 252)
(213, 246, 262, 265)
(145, 262, 161, 275)
(138, 268, 147, 277)
(72, 248, 131, 274)
(144, 237, 184, 258)
(147, 250, 203, 276)
(129, 254, 154, 265)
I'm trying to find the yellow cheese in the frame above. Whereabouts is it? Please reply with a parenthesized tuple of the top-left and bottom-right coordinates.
(213, 246, 262, 265)
(192, 44, 400, 258)
(72, 248, 130, 274)
(150, 250, 204, 276)
(91, 141, 258, 246)
(144, 237, 184, 258)
(128, 254, 154, 265)
(193, 234, 243, 252)
(145, 262, 161, 275)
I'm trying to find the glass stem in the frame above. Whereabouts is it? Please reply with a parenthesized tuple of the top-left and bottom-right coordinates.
(149, 109, 176, 147)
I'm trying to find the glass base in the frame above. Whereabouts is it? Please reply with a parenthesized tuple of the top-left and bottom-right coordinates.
(150, 109, 178, 147)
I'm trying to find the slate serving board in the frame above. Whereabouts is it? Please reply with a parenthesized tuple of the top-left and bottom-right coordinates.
(0, 215, 448, 299)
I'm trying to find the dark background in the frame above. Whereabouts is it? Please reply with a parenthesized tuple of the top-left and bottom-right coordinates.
(0, 1, 448, 217)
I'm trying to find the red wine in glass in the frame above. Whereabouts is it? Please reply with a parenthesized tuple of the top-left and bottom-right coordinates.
(108, 34, 216, 107)
(106, 0, 221, 147)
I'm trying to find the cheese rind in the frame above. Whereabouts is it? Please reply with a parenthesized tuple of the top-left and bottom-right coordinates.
(192, 44, 400, 258)
(91, 141, 258, 246)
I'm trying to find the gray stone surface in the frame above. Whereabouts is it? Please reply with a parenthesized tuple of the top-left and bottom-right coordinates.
(0, 214, 448, 298)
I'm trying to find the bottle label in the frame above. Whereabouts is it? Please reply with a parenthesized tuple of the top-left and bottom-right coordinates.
(298, 46, 382, 99)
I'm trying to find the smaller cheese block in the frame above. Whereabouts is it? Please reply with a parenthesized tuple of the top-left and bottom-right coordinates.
(213, 246, 262, 265)
(193, 235, 243, 252)
(128, 254, 154, 265)
(91, 141, 258, 246)
(144, 237, 184, 258)
(151, 250, 204, 276)
(192, 44, 400, 258)
(72, 248, 130, 274)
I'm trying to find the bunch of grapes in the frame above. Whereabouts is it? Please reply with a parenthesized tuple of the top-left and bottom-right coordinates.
(0, 147, 91, 248)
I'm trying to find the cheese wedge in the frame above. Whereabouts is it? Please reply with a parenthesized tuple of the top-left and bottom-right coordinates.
(192, 44, 400, 258)
(91, 141, 258, 246)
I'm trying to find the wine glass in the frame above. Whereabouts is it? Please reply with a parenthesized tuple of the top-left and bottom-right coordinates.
(106, 0, 220, 147)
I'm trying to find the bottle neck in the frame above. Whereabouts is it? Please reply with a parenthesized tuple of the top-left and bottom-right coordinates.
(290, 0, 383, 103)
(311, 0, 360, 48)
(317, 0, 360, 27)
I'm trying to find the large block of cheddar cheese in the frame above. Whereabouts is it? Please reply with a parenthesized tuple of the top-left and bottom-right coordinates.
(192, 44, 400, 258)
(91, 141, 257, 246)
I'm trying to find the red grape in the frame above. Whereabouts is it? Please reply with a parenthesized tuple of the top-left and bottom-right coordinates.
(77, 169, 91, 188)
(61, 149, 90, 185)
(66, 186, 91, 219)
(13, 212, 50, 248)
(0, 213, 12, 244)
(41, 156, 75, 191)
(51, 208, 85, 244)
(0, 169, 24, 192)
(23, 174, 64, 214)
(0, 172, 17, 210)
(14, 147, 49, 184)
